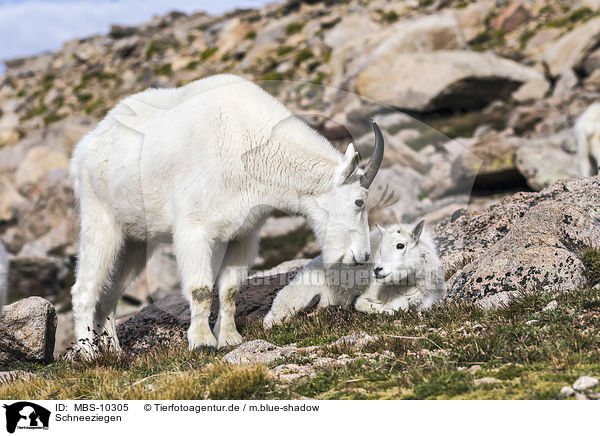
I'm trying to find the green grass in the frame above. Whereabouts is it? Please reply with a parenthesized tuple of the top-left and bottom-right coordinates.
(154, 63, 173, 76)
(1, 288, 599, 400)
(546, 7, 595, 29)
(285, 22, 304, 35)
(260, 72, 286, 81)
(244, 30, 257, 40)
(581, 246, 600, 286)
(201, 47, 218, 60)
(294, 48, 314, 65)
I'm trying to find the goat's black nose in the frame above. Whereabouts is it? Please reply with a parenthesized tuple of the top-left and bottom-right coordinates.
(373, 266, 383, 275)
(364, 253, 370, 262)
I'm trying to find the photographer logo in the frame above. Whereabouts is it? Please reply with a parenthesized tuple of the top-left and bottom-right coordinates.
(3, 402, 50, 433)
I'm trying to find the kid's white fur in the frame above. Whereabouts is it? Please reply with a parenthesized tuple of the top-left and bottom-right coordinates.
(264, 221, 446, 328)
(69, 74, 381, 353)
(574, 102, 600, 177)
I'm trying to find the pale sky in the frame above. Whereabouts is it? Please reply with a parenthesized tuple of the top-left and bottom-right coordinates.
(0, 0, 272, 74)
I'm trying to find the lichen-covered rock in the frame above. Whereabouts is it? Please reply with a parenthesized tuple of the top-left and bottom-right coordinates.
(222, 339, 297, 365)
(0, 296, 57, 365)
(436, 176, 600, 301)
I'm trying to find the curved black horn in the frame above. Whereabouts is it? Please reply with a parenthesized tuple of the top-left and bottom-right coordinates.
(360, 119, 384, 188)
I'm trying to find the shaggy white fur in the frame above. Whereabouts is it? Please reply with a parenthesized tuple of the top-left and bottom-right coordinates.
(264, 221, 446, 328)
(575, 102, 600, 177)
(69, 74, 383, 352)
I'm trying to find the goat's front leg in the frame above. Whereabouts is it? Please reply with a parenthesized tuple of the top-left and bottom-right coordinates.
(214, 232, 259, 348)
(174, 223, 217, 350)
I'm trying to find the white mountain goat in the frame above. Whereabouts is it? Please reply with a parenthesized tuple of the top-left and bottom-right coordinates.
(0, 242, 7, 315)
(264, 220, 446, 327)
(574, 102, 600, 177)
(69, 74, 384, 352)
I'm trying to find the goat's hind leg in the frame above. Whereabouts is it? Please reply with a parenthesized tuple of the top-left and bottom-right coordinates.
(71, 198, 124, 356)
(94, 240, 152, 352)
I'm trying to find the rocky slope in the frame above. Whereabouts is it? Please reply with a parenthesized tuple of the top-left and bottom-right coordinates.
(1, 0, 600, 357)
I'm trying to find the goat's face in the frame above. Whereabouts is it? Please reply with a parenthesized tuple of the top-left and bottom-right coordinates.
(373, 220, 425, 284)
(311, 120, 384, 267)
(318, 170, 371, 266)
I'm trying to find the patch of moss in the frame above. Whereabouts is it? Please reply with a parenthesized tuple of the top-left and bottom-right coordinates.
(311, 71, 328, 85)
(260, 72, 285, 81)
(285, 22, 304, 35)
(294, 48, 314, 65)
(43, 112, 64, 125)
(76, 93, 93, 103)
(546, 7, 595, 28)
(185, 60, 199, 70)
(244, 30, 257, 40)
(277, 46, 294, 56)
(201, 46, 218, 60)
(84, 98, 105, 115)
(382, 10, 399, 23)
(145, 40, 162, 59)
(154, 63, 173, 76)
(471, 29, 505, 51)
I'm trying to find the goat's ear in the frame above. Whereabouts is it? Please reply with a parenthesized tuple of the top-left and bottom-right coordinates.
(339, 143, 359, 185)
(376, 223, 385, 234)
(412, 219, 425, 241)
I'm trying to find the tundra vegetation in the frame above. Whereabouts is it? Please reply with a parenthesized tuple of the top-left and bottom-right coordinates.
(1, 287, 599, 400)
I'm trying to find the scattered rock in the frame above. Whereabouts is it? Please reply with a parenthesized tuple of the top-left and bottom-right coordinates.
(542, 300, 558, 312)
(558, 385, 576, 398)
(468, 364, 482, 374)
(222, 339, 297, 365)
(573, 375, 599, 391)
(492, 3, 529, 33)
(473, 377, 502, 386)
(0, 296, 57, 364)
(0, 370, 35, 384)
(331, 332, 377, 351)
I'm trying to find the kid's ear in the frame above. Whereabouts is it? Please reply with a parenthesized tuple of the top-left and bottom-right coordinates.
(412, 219, 425, 241)
(376, 223, 385, 234)
(339, 143, 359, 185)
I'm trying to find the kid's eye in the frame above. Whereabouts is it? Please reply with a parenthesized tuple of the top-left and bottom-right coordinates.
(355, 199, 364, 207)
(396, 243, 405, 250)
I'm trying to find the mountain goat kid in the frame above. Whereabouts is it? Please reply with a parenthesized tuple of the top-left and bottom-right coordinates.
(70, 74, 384, 353)
(574, 102, 600, 177)
(264, 220, 445, 327)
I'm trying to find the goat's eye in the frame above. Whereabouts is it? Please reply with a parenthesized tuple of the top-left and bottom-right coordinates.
(396, 243, 405, 250)
(355, 199, 364, 207)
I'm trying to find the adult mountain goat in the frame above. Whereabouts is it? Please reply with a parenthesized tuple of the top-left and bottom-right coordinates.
(70, 74, 384, 352)
(575, 102, 600, 177)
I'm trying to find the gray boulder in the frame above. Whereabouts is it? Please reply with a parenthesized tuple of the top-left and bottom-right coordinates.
(543, 16, 600, 77)
(0, 296, 57, 365)
(436, 176, 600, 301)
(356, 51, 545, 112)
(515, 130, 578, 191)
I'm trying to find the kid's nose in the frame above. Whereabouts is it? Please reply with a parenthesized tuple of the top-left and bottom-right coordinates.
(373, 266, 383, 276)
